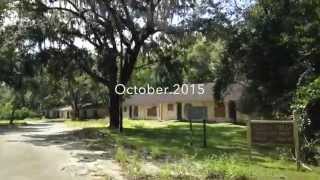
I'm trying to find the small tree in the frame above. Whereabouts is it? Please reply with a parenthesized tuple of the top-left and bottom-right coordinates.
(0, 22, 37, 124)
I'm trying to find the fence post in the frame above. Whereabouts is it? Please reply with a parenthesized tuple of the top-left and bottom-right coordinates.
(247, 120, 252, 161)
(293, 116, 301, 171)
(203, 118, 207, 148)
(189, 118, 193, 146)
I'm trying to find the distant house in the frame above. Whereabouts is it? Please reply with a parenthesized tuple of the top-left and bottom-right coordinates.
(45, 103, 108, 120)
(79, 103, 109, 119)
(58, 106, 73, 119)
(123, 83, 249, 122)
(44, 106, 72, 119)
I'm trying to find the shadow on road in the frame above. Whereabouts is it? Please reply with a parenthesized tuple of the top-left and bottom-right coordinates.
(9, 123, 115, 164)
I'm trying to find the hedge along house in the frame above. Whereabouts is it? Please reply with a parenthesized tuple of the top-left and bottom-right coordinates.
(123, 83, 248, 122)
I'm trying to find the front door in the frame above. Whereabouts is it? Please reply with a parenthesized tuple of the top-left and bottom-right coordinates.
(228, 101, 237, 123)
(177, 103, 182, 120)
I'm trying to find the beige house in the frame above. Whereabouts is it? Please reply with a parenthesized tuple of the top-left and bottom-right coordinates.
(123, 83, 248, 122)
(58, 106, 73, 119)
(44, 109, 59, 119)
(44, 106, 72, 119)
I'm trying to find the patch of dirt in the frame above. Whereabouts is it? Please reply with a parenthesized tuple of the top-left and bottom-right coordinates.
(140, 162, 161, 176)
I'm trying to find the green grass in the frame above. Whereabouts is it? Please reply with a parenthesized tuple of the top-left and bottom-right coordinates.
(0, 120, 28, 125)
(64, 119, 108, 128)
(0, 120, 27, 126)
(0, 118, 46, 127)
(65, 119, 320, 179)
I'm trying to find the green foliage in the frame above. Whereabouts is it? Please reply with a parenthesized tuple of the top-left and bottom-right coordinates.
(0, 103, 39, 120)
(14, 107, 39, 120)
(184, 38, 225, 83)
(215, 0, 320, 116)
(132, 35, 225, 88)
(0, 85, 40, 120)
(292, 77, 320, 165)
(115, 146, 129, 165)
(294, 78, 320, 111)
(0, 103, 13, 120)
(0, 2, 43, 116)
(293, 77, 320, 128)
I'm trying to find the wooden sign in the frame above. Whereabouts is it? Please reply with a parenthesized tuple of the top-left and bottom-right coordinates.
(247, 120, 300, 170)
(249, 120, 294, 144)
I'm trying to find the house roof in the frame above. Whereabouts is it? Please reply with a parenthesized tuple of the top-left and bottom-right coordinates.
(223, 82, 246, 102)
(80, 103, 108, 109)
(51, 103, 108, 111)
(54, 106, 72, 111)
(124, 83, 215, 105)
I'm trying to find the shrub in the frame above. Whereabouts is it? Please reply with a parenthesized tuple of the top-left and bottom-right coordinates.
(115, 146, 129, 165)
(0, 103, 40, 120)
(14, 107, 40, 120)
(292, 77, 320, 165)
(0, 102, 13, 119)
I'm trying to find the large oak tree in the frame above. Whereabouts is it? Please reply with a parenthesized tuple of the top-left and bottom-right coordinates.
(18, 0, 199, 130)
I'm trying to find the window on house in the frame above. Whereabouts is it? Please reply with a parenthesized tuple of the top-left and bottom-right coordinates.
(168, 104, 174, 111)
(123, 106, 127, 112)
(147, 106, 157, 117)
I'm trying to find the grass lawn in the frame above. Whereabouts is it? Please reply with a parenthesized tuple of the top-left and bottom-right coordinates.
(0, 120, 28, 126)
(0, 119, 46, 129)
(0, 118, 44, 125)
(65, 119, 320, 180)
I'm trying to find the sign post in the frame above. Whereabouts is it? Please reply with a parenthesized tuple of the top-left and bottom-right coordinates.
(247, 120, 252, 161)
(203, 118, 207, 148)
(247, 120, 300, 170)
(186, 105, 208, 147)
(293, 120, 300, 171)
(189, 118, 193, 146)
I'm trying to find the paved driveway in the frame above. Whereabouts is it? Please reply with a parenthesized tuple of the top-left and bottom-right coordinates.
(0, 121, 123, 180)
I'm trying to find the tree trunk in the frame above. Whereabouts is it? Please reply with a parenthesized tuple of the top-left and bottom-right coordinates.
(71, 89, 80, 120)
(72, 105, 80, 120)
(10, 109, 16, 125)
(107, 51, 123, 131)
(109, 90, 121, 130)
(119, 96, 123, 132)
